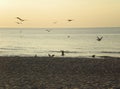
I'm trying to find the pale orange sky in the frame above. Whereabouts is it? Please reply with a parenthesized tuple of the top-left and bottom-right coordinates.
(0, 0, 120, 28)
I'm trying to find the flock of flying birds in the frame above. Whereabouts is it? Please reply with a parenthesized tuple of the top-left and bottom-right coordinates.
(16, 17, 103, 41)
(16, 17, 103, 58)
(16, 17, 73, 24)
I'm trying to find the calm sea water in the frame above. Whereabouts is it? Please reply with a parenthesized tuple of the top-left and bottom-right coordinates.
(0, 28, 120, 57)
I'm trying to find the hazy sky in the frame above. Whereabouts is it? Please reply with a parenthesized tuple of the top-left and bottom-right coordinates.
(0, 0, 120, 28)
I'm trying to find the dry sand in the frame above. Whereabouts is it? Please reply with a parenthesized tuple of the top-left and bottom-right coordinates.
(0, 56, 120, 89)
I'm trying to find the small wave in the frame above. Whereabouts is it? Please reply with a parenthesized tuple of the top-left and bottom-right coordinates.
(49, 50, 83, 53)
(99, 56, 120, 59)
(0, 47, 24, 51)
(101, 51, 120, 54)
(75, 48, 82, 49)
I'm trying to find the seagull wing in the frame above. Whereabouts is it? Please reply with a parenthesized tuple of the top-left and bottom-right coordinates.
(97, 36, 99, 39)
(68, 19, 72, 21)
(16, 17, 24, 21)
(16, 17, 21, 20)
(100, 36, 103, 40)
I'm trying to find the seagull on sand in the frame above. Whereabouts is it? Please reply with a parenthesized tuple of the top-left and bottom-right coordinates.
(92, 55, 96, 58)
(48, 54, 55, 57)
(16, 17, 25, 22)
(97, 36, 103, 41)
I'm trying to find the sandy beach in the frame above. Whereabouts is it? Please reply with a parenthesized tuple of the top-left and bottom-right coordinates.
(0, 56, 120, 89)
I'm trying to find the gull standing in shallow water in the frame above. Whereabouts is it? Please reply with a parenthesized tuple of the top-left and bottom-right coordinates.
(45, 29, 51, 32)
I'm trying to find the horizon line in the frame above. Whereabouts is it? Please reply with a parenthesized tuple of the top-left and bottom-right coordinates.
(0, 27, 120, 29)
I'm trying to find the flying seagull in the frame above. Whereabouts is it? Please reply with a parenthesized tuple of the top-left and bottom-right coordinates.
(67, 19, 73, 22)
(67, 35, 70, 38)
(16, 22, 22, 24)
(16, 17, 25, 22)
(45, 29, 51, 32)
(97, 36, 103, 41)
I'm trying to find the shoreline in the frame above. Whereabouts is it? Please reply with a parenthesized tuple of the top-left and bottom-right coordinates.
(0, 56, 120, 89)
(0, 55, 120, 59)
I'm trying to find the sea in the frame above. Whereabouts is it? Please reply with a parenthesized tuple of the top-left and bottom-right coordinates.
(0, 27, 120, 57)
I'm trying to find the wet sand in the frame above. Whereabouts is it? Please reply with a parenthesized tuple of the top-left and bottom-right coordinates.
(0, 56, 120, 89)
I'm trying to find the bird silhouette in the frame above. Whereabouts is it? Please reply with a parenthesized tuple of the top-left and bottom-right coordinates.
(48, 54, 55, 57)
(51, 54, 55, 57)
(97, 36, 103, 41)
(16, 17, 25, 22)
(16, 22, 22, 24)
(67, 35, 70, 38)
(67, 19, 73, 22)
(92, 55, 96, 58)
(61, 50, 65, 56)
(45, 29, 51, 32)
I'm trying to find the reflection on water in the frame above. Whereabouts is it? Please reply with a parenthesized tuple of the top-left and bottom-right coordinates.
(0, 28, 120, 57)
